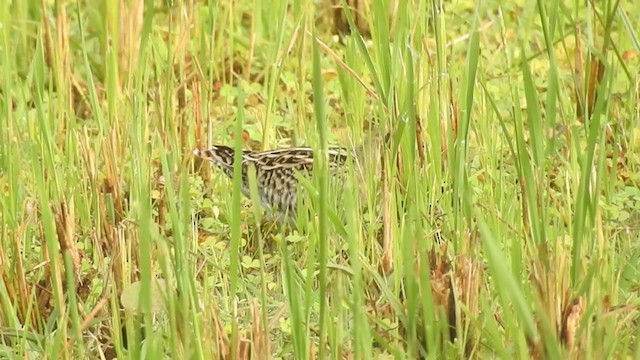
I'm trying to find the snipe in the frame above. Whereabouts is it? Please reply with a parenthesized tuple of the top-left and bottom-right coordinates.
(193, 145, 353, 218)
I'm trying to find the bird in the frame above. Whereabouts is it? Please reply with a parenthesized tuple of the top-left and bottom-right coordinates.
(193, 144, 354, 219)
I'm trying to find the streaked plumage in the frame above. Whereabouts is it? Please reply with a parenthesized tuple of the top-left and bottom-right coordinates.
(194, 145, 352, 217)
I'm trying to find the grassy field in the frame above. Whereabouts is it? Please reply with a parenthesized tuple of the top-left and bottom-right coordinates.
(1, 0, 639, 359)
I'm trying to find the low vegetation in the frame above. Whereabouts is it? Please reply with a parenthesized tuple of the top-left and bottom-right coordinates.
(0, 0, 639, 359)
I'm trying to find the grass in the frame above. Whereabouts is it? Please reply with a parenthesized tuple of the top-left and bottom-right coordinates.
(1, 0, 640, 359)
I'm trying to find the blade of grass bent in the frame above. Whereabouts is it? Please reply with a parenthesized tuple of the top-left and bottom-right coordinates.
(312, 26, 329, 360)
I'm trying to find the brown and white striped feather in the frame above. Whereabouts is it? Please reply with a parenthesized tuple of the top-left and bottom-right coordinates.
(194, 145, 351, 216)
